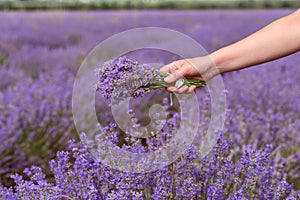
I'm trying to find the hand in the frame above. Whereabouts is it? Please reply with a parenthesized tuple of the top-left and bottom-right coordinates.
(160, 56, 217, 93)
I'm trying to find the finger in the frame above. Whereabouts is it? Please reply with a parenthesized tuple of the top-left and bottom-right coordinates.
(160, 63, 174, 73)
(177, 85, 189, 94)
(164, 68, 185, 83)
(160, 60, 183, 75)
(187, 85, 196, 93)
(166, 86, 178, 92)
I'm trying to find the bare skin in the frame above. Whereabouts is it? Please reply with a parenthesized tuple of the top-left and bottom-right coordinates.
(160, 9, 300, 93)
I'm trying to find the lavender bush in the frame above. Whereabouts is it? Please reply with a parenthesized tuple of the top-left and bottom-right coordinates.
(0, 134, 299, 199)
(0, 10, 299, 199)
(0, 67, 76, 186)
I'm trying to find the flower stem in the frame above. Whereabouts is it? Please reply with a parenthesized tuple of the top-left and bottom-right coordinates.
(144, 78, 206, 90)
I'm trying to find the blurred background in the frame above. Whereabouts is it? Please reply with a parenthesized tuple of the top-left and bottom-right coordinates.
(0, 0, 299, 9)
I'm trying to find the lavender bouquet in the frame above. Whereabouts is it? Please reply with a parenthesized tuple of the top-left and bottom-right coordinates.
(96, 57, 206, 102)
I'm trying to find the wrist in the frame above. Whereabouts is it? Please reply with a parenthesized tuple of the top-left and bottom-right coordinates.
(209, 48, 233, 74)
(189, 55, 222, 81)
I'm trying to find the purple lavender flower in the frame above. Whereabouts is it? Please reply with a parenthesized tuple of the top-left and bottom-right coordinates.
(96, 57, 161, 101)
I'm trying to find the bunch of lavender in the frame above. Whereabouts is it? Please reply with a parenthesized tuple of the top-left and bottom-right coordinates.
(96, 56, 206, 103)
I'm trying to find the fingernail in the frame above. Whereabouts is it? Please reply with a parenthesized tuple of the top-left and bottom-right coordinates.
(164, 76, 171, 82)
(167, 88, 174, 92)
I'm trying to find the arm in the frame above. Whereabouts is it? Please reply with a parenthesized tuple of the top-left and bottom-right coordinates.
(211, 9, 300, 73)
(161, 9, 300, 93)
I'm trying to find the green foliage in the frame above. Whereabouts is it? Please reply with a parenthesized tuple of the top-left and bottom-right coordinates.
(0, 51, 8, 66)
(281, 146, 297, 158)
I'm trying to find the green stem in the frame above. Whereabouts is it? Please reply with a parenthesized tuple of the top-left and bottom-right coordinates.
(144, 78, 206, 90)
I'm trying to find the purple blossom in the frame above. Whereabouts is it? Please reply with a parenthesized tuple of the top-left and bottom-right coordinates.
(96, 56, 163, 103)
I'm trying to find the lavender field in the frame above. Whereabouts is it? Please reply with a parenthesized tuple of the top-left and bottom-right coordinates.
(0, 10, 300, 199)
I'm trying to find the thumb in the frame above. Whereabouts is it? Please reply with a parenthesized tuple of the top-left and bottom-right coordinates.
(164, 68, 185, 83)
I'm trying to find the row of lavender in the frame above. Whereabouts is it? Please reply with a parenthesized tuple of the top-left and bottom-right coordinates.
(0, 10, 299, 199)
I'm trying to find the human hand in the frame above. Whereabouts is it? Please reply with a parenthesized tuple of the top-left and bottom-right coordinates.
(160, 56, 217, 93)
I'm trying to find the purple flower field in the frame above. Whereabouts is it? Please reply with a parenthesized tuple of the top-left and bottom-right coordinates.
(0, 10, 300, 199)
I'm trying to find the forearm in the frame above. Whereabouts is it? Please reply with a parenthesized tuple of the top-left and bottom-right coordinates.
(210, 9, 300, 73)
